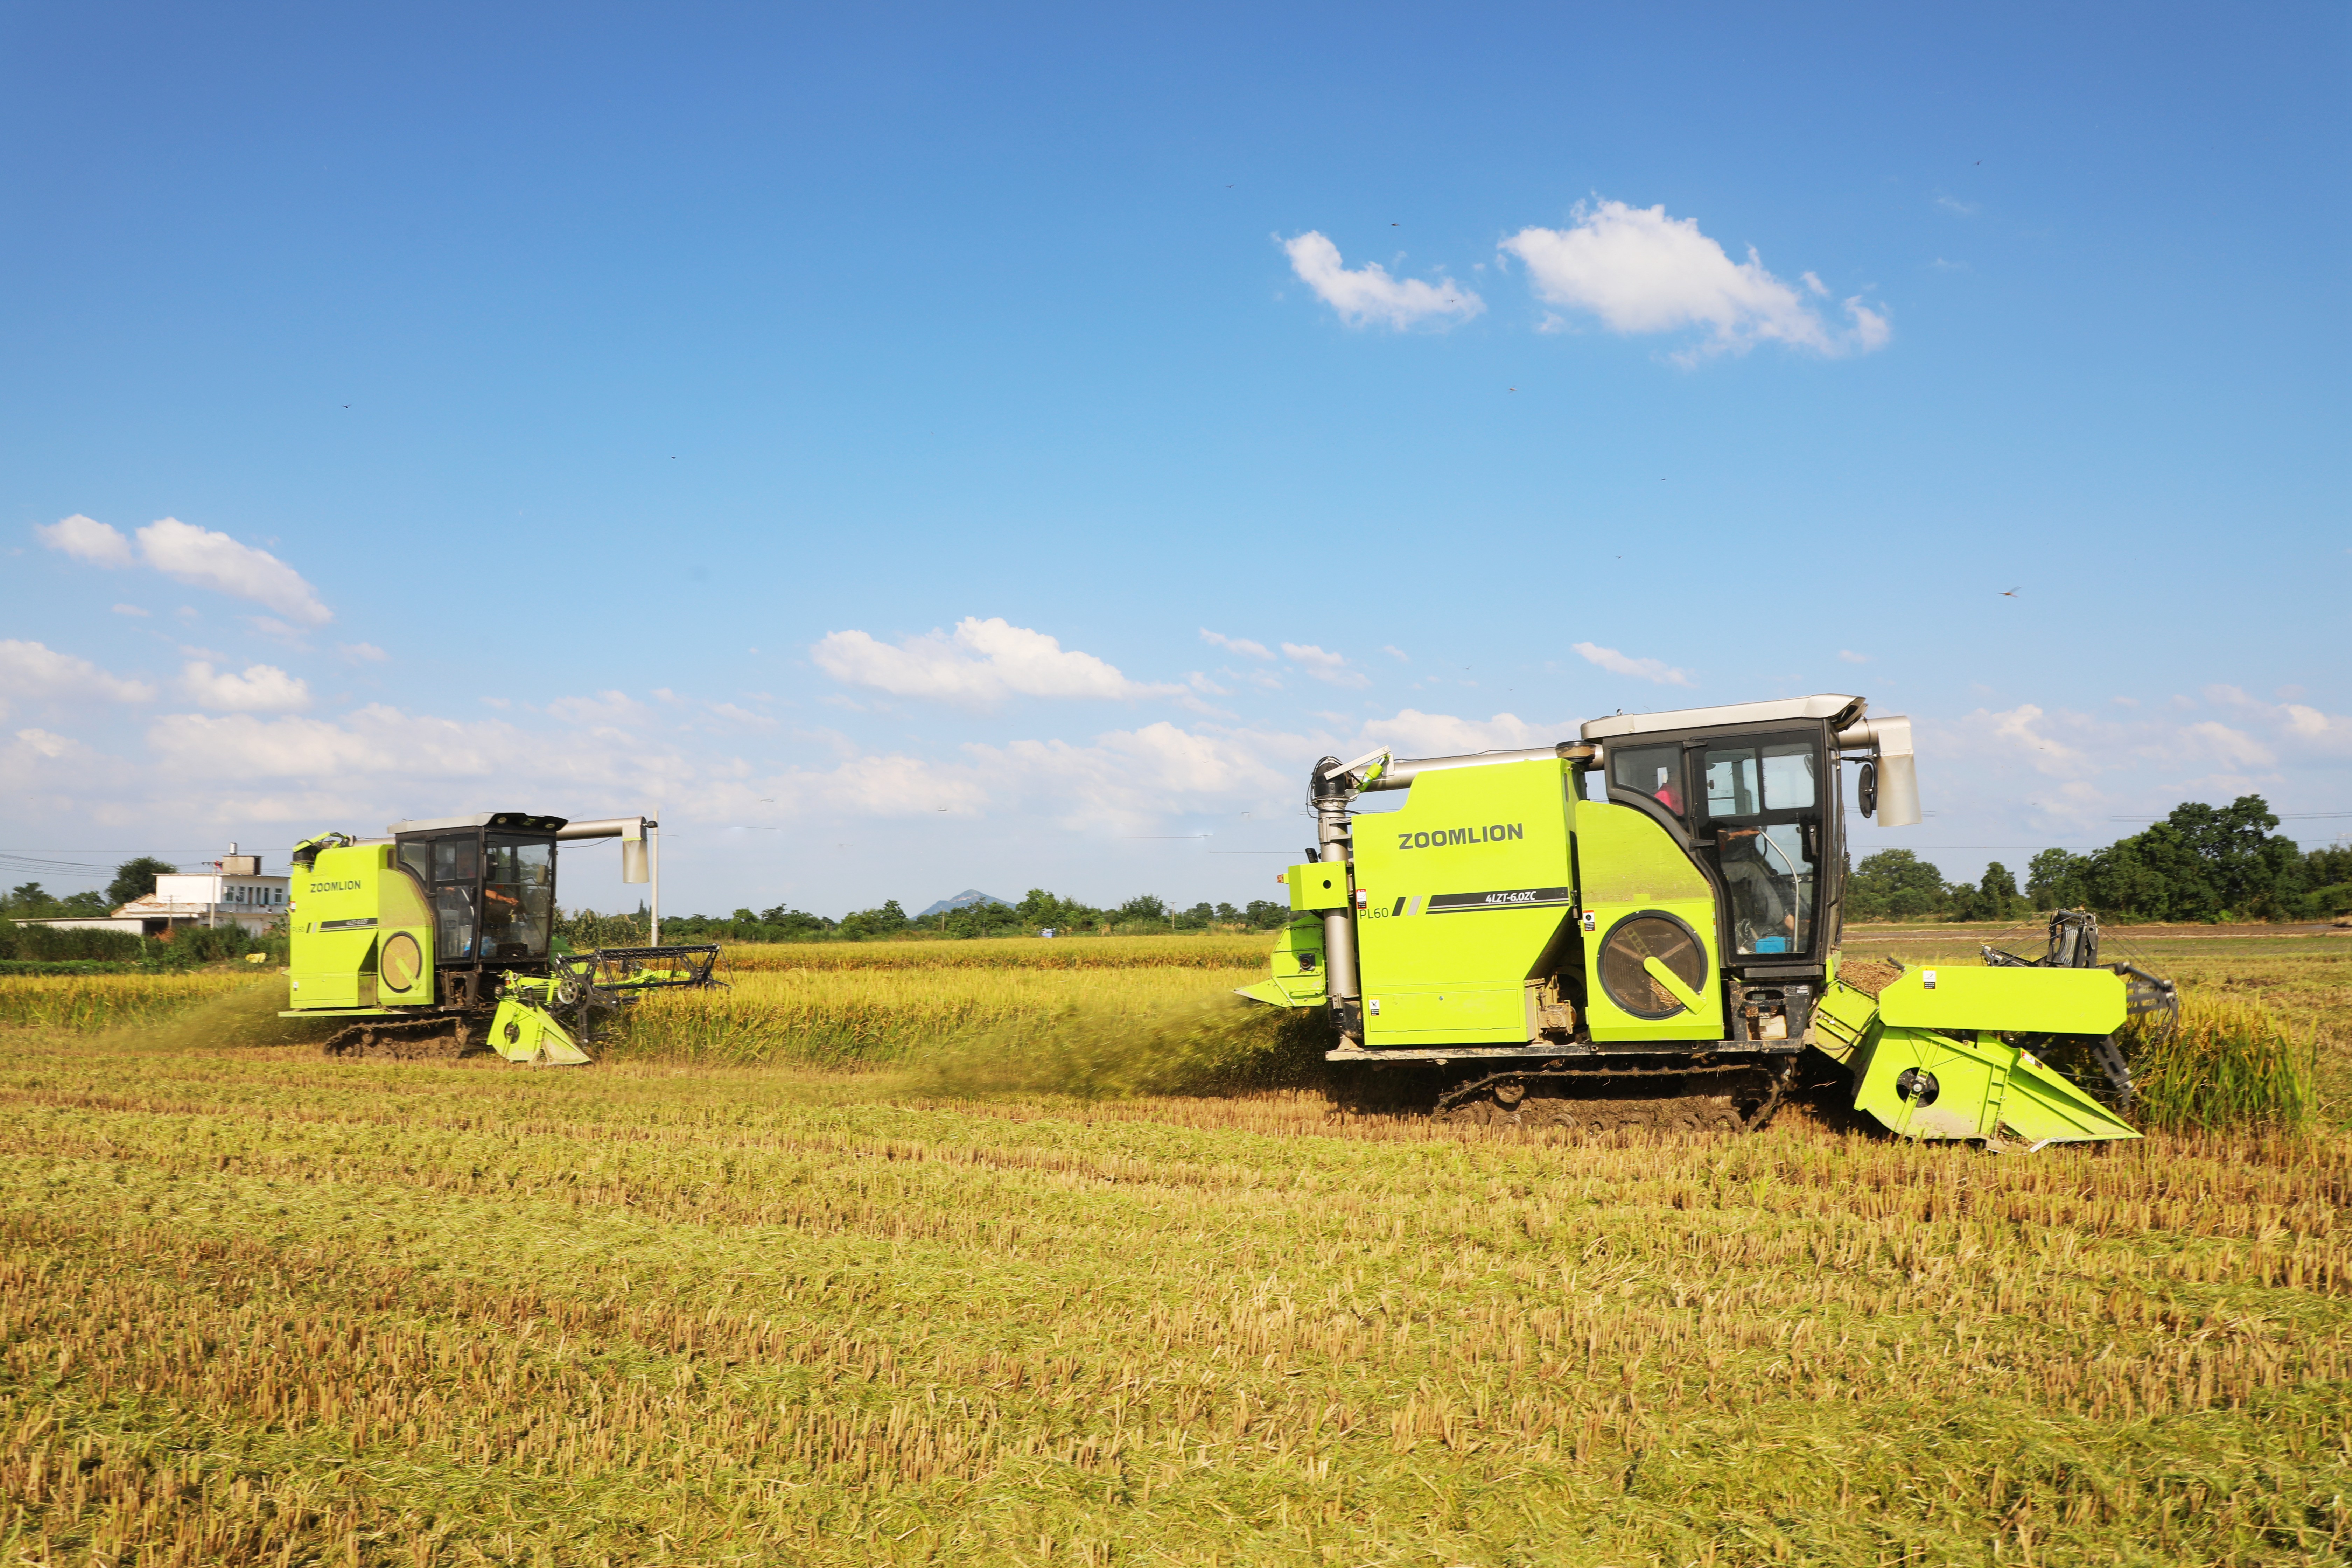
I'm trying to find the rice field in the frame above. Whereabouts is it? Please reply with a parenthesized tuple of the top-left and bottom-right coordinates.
(0, 933, 2346, 1564)
(715, 932, 1271, 972)
(0, 970, 266, 1033)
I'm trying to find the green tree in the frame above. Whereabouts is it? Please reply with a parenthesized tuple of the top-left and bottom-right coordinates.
(107, 856, 178, 910)
(1947, 861, 2030, 923)
(2026, 848, 2090, 911)
(1846, 850, 1947, 920)
(836, 898, 910, 940)
(2078, 796, 2304, 920)
(758, 904, 839, 938)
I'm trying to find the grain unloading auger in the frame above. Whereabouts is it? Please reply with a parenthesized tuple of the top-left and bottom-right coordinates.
(280, 811, 720, 1064)
(1240, 694, 2171, 1148)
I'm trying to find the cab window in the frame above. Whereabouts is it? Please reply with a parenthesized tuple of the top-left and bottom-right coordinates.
(1608, 743, 1686, 816)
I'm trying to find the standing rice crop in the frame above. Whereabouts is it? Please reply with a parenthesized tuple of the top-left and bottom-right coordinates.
(2124, 990, 2318, 1134)
(0, 972, 268, 1033)
(717, 932, 1272, 972)
(609, 964, 1258, 1067)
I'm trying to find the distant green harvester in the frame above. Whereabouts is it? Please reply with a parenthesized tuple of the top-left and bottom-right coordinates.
(281, 811, 718, 1064)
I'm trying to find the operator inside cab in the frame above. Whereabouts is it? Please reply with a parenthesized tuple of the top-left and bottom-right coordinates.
(1702, 740, 1817, 955)
(1605, 735, 1822, 958)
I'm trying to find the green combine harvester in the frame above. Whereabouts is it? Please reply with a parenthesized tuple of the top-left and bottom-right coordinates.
(282, 811, 719, 1064)
(1241, 694, 2175, 1148)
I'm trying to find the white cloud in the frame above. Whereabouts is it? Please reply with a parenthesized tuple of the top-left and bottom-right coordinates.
(1979, 704, 2097, 779)
(1199, 629, 1272, 660)
(179, 660, 312, 712)
(138, 518, 331, 626)
(813, 617, 1179, 705)
(141, 703, 690, 823)
(37, 513, 332, 626)
(1935, 196, 1980, 216)
(1571, 640, 1693, 687)
(1837, 650, 1871, 664)
(1348, 709, 1564, 758)
(1281, 643, 1368, 688)
(36, 514, 137, 567)
(12, 729, 90, 761)
(111, 603, 150, 618)
(547, 690, 652, 727)
(2179, 721, 2275, 770)
(1499, 200, 1888, 359)
(338, 642, 387, 663)
(0, 639, 156, 716)
(1281, 232, 1484, 330)
(2201, 684, 2352, 756)
(1382, 645, 1410, 663)
(705, 702, 776, 730)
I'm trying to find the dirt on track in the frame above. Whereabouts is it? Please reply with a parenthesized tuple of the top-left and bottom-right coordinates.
(320, 1015, 482, 1061)
(1436, 1087, 1746, 1132)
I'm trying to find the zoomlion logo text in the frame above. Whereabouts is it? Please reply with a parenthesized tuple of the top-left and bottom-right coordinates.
(1396, 823, 1524, 850)
(309, 881, 362, 893)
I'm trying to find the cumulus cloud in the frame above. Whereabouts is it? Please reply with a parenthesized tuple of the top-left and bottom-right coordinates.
(1837, 650, 1871, 664)
(112, 603, 151, 618)
(1199, 629, 1272, 660)
(179, 660, 312, 712)
(1346, 709, 1565, 758)
(2200, 684, 2352, 756)
(1281, 643, 1368, 688)
(338, 642, 387, 663)
(36, 514, 137, 567)
(1499, 200, 1888, 359)
(141, 704, 687, 821)
(1572, 640, 1693, 687)
(1282, 232, 1484, 330)
(0, 640, 156, 716)
(813, 617, 1179, 705)
(36, 513, 333, 626)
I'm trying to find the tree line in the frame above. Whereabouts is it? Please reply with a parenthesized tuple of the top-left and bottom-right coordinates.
(1849, 795, 2350, 924)
(565, 889, 1298, 946)
(0, 856, 181, 922)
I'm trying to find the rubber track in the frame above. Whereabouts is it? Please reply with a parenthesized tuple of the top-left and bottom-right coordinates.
(320, 1015, 485, 1061)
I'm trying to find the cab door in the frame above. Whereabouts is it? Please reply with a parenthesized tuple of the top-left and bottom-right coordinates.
(1694, 734, 1825, 959)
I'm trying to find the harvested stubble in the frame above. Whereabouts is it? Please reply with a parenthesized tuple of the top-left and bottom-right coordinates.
(2, 1024, 2348, 1566)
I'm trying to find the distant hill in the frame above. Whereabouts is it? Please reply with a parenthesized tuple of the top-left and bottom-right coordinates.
(917, 890, 1015, 919)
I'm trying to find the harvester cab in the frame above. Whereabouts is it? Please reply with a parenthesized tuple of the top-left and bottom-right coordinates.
(282, 811, 719, 1065)
(1241, 694, 2162, 1148)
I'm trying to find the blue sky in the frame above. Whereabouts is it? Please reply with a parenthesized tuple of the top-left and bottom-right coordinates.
(4, 2, 2346, 918)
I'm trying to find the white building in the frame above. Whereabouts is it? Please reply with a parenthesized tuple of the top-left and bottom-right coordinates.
(108, 845, 292, 937)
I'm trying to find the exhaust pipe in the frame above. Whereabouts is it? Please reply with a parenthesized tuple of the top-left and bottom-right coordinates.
(1836, 716, 1921, 827)
(1308, 758, 1363, 1036)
